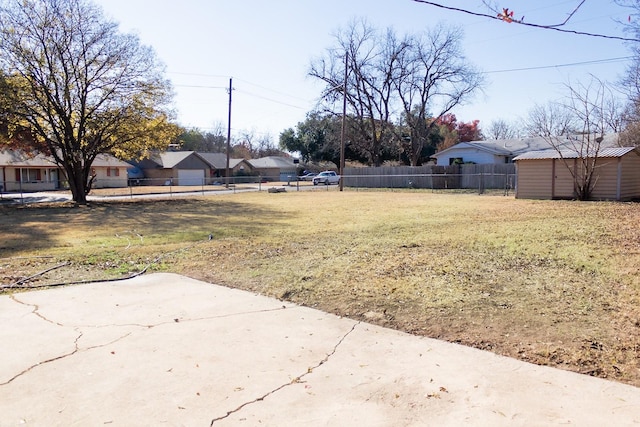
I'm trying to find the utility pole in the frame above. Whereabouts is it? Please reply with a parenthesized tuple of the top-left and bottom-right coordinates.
(225, 78, 232, 189)
(339, 53, 348, 192)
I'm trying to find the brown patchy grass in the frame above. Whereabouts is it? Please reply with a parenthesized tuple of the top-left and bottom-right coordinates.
(1, 191, 639, 386)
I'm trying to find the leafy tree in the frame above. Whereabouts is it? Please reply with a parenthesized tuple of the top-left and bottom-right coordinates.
(457, 119, 482, 142)
(0, 0, 178, 204)
(280, 112, 370, 166)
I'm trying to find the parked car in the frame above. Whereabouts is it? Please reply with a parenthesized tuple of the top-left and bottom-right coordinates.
(313, 171, 340, 185)
(298, 172, 317, 181)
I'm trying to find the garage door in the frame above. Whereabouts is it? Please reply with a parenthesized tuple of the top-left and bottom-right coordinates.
(177, 169, 205, 186)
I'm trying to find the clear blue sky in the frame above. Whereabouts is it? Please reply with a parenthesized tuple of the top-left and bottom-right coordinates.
(93, 0, 634, 140)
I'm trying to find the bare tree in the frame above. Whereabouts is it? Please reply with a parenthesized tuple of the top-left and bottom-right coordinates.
(0, 0, 177, 204)
(485, 119, 521, 140)
(310, 19, 483, 166)
(310, 19, 400, 166)
(526, 78, 619, 200)
(394, 25, 484, 165)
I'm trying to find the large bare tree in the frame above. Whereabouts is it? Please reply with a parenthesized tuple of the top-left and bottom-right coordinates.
(309, 19, 483, 166)
(394, 24, 483, 165)
(310, 20, 400, 166)
(486, 119, 520, 140)
(0, 0, 178, 204)
(526, 78, 620, 200)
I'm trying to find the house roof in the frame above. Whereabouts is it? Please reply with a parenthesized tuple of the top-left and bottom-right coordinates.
(0, 150, 56, 167)
(513, 146, 637, 161)
(248, 156, 297, 169)
(197, 152, 228, 169)
(433, 134, 621, 158)
(91, 154, 133, 168)
(0, 150, 130, 168)
(196, 152, 247, 169)
(143, 151, 199, 168)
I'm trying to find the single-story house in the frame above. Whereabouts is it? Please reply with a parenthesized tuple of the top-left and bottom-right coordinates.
(431, 134, 620, 166)
(90, 154, 132, 188)
(196, 152, 254, 179)
(248, 156, 298, 181)
(0, 150, 130, 192)
(133, 151, 254, 185)
(135, 151, 211, 186)
(513, 147, 640, 201)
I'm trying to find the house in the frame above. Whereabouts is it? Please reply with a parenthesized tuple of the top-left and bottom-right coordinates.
(0, 150, 130, 192)
(133, 151, 255, 185)
(135, 151, 211, 186)
(431, 134, 620, 166)
(513, 147, 640, 201)
(248, 156, 298, 182)
(196, 152, 254, 180)
(91, 154, 132, 188)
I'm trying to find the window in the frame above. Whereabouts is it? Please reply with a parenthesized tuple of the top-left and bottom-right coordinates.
(449, 157, 464, 165)
(16, 168, 42, 182)
(106, 167, 120, 177)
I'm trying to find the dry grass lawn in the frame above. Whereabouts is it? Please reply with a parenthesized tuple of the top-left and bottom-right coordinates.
(1, 190, 639, 386)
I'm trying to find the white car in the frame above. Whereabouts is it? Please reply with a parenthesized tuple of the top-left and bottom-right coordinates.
(312, 171, 340, 185)
(298, 172, 317, 181)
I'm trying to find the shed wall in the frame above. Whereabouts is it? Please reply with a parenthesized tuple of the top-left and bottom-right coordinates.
(515, 160, 553, 199)
(620, 154, 640, 200)
(553, 159, 575, 199)
(590, 158, 621, 200)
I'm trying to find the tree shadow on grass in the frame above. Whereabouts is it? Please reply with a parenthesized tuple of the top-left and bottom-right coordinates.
(0, 198, 288, 256)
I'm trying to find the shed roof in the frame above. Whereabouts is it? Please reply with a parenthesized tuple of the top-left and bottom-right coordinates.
(513, 147, 637, 161)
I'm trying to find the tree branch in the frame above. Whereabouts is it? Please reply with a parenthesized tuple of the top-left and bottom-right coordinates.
(412, 0, 640, 42)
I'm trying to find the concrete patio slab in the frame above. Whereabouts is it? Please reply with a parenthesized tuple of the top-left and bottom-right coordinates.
(1, 273, 639, 426)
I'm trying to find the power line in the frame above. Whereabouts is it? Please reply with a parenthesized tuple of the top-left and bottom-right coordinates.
(485, 56, 633, 74)
(234, 88, 308, 110)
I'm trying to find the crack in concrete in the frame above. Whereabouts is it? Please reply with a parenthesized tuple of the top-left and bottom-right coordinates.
(1, 329, 134, 386)
(2, 296, 290, 390)
(68, 305, 290, 330)
(1, 330, 82, 386)
(10, 294, 64, 326)
(2, 296, 136, 387)
(209, 321, 360, 426)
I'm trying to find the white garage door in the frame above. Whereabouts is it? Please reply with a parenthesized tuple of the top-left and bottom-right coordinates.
(177, 169, 205, 186)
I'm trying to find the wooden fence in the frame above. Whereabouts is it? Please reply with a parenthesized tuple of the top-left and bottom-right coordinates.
(343, 164, 516, 191)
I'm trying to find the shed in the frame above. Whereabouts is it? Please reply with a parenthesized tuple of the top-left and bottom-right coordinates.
(513, 147, 640, 201)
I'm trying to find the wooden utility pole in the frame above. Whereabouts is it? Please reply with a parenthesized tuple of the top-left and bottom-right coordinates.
(339, 53, 348, 192)
(225, 78, 232, 189)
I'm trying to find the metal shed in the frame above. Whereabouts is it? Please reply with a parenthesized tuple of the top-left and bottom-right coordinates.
(513, 147, 640, 201)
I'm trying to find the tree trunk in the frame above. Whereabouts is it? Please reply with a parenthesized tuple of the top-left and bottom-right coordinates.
(67, 163, 88, 204)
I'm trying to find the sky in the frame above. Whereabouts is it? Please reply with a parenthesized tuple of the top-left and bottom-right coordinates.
(93, 0, 635, 141)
